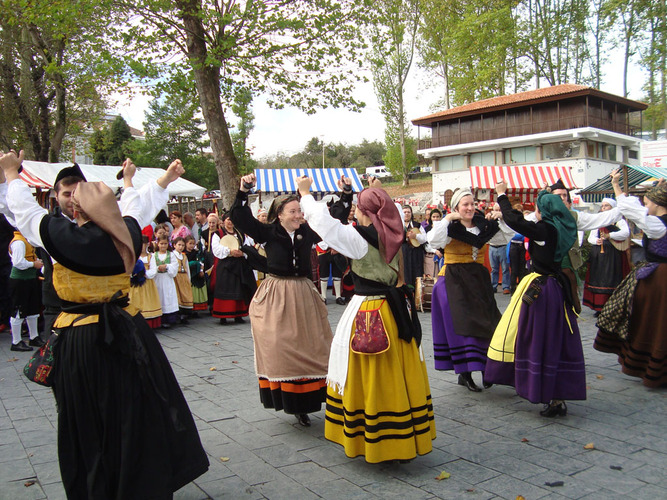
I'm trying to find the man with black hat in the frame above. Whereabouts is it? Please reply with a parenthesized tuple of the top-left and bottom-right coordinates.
(549, 178, 624, 313)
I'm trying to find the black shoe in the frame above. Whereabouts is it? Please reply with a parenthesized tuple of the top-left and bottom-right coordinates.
(11, 340, 33, 352)
(219, 318, 227, 325)
(234, 317, 245, 323)
(594, 311, 600, 318)
(295, 413, 311, 427)
(483, 381, 493, 389)
(161, 323, 171, 329)
(180, 318, 189, 325)
(457, 372, 481, 392)
(28, 336, 45, 348)
(540, 401, 567, 417)
(335, 297, 346, 305)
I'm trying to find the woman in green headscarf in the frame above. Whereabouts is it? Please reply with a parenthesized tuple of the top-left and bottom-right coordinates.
(485, 181, 586, 417)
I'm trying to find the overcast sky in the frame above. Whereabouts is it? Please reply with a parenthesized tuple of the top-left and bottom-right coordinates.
(114, 53, 645, 162)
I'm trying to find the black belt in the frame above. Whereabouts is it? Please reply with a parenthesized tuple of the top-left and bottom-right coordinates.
(490, 244, 505, 248)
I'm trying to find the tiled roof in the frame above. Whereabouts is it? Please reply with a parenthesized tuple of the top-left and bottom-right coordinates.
(412, 84, 647, 125)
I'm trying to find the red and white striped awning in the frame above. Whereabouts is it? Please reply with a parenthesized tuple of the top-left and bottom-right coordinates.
(19, 169, 52, 189)
(470, 165, 577, 202)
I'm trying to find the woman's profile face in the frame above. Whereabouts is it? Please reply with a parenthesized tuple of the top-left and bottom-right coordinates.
(643, 196, 659, 216)
(170, 214, 182, 227)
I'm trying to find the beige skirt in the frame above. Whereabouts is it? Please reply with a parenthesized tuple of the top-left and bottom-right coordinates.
(250, 275, 332, 381)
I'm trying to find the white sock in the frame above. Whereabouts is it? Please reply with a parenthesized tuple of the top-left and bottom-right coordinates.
(10, 315, 23, 345)
(333, 279, 342, 298)
(26, 315, 40, 340)
(320, 279, 328, 300)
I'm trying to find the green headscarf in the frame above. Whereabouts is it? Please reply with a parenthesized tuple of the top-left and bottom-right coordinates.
(536, 191, 577, 263)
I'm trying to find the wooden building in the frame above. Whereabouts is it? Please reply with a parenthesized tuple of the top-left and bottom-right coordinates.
(412, 84, 648, 207)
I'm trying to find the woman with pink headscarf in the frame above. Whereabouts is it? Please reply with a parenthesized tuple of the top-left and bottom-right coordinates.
(300, 175, 435, 464)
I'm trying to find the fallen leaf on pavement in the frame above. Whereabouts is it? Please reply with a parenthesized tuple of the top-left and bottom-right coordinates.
(435, 471, 450, 480)
(214, 342, 220, 346)
(209, 367, 217, 371)
(584, 443, 595, 450)
(516, 496, 526, 500)
(220, 457, 230, 462)
(7, 357, 18, 362)
(521, 438, 529, 442)
(596, 374, 604, 380)
(232, 360, 238, 364)
(24, 481, 35, 487)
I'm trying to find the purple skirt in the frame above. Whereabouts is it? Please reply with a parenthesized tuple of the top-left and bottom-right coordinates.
(431, 278, 491, 373)
(485, 276, 586, 403)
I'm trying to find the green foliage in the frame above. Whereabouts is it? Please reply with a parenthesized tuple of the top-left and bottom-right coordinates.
(0, 0, 126, 161)
(127, 93, 218, 189)
(371, 0, 420, 186)
(89, 116, 134, 165)
(384, 136, 418, 176)
(256, 139, 387, 172)
(231, 87, 257, 175)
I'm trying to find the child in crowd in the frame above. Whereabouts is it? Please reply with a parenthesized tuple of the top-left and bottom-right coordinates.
(172, 236, 194, 323)
(185, 235, 208, 314)
(153, 234, 180, 328)
(129, 235, 163, 329)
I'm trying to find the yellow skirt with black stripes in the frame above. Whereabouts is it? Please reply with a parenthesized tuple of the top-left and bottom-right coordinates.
(324, 298, 436, 463)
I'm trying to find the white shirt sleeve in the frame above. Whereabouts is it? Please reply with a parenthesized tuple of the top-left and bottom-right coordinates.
(301, 194, 368, 260)
(616, 194, 667, 239)
(576, 207, 622, 231)
(166, 252, 179, 278)
(145, 255, 158, 279)
(120, 181, 170, 228)
(0, 182, 17, 227)
(426, 218, 451, 248)
(414, 225, 428, 245)
(588, 229, 599, 245)
(9, 240, 34, 269)
(610, 218, 630, 241)
(6, 179, 47, 248)
(211, 233, 231, 259)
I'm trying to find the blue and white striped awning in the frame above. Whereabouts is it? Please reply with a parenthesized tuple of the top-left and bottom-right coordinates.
(579, 165, 667, 203)
(254, 168, 364, 195)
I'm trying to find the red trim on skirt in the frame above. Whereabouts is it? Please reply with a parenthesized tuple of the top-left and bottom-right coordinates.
(211, 298, 249, 318)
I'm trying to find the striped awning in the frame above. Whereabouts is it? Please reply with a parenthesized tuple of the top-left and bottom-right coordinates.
(579, 165, 667, 203)
(470, 165, 577, 202)
(19, 168, 52, 189)
(254, 168, 364, 195)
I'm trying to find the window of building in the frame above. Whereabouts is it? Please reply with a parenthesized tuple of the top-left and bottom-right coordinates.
(508, 146, 537, 164)
(628, 150, 638, 160)
(543, 141, 579, 160)
(606, 144, 617, 161)
(437, 155, 465, 172)
(469, 151, 496, 166)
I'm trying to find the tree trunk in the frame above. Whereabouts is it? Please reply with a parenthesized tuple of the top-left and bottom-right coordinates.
(177, 0, 239, 209)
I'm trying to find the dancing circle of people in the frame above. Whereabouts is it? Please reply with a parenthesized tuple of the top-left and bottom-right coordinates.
(1, 149, 665, 497)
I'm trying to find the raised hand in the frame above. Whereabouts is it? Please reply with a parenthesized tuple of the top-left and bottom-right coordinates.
(240, 173, 256, 192)
(296, 175, 313, 197)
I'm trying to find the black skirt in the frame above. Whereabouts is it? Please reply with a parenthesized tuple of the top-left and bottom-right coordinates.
(9, 277, 42, 317)
(52, 313, 209, 499)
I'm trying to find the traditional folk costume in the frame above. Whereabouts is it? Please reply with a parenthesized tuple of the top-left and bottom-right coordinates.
(303, 188, 435, 462)
(230, 191, 332, 418)
(426, 193, 502, 388)
(173, 249, 194, 312)
(583, 201, 631, 312)
(186, 247, 208, 311)
(485, 193, 586, 413)
(129, 253, 163, 329)
(8, 231, 43, 350)
(402, 217, 425, 289)
(6, 178, 208, 499)
(210, 223, 257, 320)
(595, 187, 667, 388)
(153, 249, 180, 325)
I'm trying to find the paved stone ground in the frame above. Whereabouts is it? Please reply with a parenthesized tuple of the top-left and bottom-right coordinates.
(1, 291, 666, 500)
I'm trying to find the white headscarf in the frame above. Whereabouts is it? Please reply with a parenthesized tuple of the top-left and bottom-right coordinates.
(450, 188, 474, 211)
(601, 197, 617, 208)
